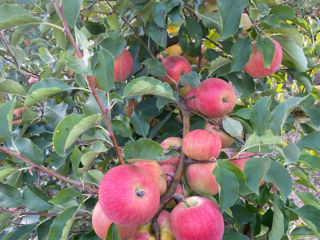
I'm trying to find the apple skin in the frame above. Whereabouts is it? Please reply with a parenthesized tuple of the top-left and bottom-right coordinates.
(162, 55, 192, 86)
(28, 77, 39, 83)
(244, 39, 282, 78)
(170, 196, 224, 240)
(114, 49, 133, 82)
(185, 162, 219, 195)
(134, 161, 167, 195)
(92, 202, 112, 239)
(184, 87, 198, 111)
(165, 44, 183, 56)
(13, 106, 26, 117)
(195, 78, 237, 118)
(99, 165, 160, 226)
(118, 225, 139, 240)
(204, 122, 235, 148)
(160, 137, 182, 167)
(129, 223, 155, 240)
(182, 129, 222, 161)
(158, 210, 175, 240)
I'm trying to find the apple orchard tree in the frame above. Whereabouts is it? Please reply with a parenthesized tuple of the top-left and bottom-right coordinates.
(0, 0, 320, 239)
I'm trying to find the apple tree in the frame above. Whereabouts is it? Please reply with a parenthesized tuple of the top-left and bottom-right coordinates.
(0, 0, 319, 239)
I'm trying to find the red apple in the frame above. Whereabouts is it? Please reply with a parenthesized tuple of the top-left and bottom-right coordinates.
(162, 55, 192, 86)
(99, 165, 160, 226)
(158, 210, 175, 239)
(13, 106, 26, 117)
(185, 162, 219, 195)
(114, 49, 133, 82)
(184, 87, 197, 111)
(244, 39, 282, 78)
(134, 161, 167, 195)
(92, 202, 112, 239)
(182, 129, 222, 161)
(28, 77, 39, 83)
(118, 225, 139, 240)
(160, 137, 182, 167)
(195, 78, 237, 118)
(170, 196, 224, 240)
(12, 119, 22, 125)
(204, 122, 235, 148)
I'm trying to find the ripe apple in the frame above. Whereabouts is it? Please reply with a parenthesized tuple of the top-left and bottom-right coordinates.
(92, 201, 112, 239)
(12, 119, 22, 125)
(13, 106, 26, 117)
(170, 196, 224, 240)
(158, 210, 175, 239)
(118, 225, 139, 240)
(99, 165, 160, 226)
(159, 137, 182, 167)
(184, 87, 197, 111)
(195, 78, 237, 118)
(162, 55, 192, 86)
(134, 161, 167, 195)
(182, 129, 222, 161)
(244, 39, 282, 78)
(114, 49, 133, 82)
(204, 122, 235, 148)
(185, 162, 219, 195)
(28, 77, 39, 83)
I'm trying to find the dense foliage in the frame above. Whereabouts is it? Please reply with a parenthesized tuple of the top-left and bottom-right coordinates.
(0, 0, 319, 239)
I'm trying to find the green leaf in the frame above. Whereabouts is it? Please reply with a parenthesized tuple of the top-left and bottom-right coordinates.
(70, 147, 82, 180)
(8, 224, 37, 240)
(63, 54, 93, 76)
(293, 205, 320, 235)
(0, 15, 43, 31)
(256, 37, 275, 68)
(15, 138, 44, 165)
(0, 167, 17, 181)
(142, 59, 166, 77)
(0, 99, 15, 142)
(111, 115, 132, 138)
(270, 97, 306, 136)
(23, 185, 51, 211)
(272, 35, 308, 72)
(251, 96, 272, 136)
(217, 0, 249, 40)
(180, 71, 201, 87)
(47, 206, 79, 240)
(268, 201, 284, 240)
(231, 38, 252, 72)
(106, 223, 120, 240)
(131, 111, 150, 137)
(222, 117, 243, 137)
(49, 188, 81, 206)
(0, 79, 26, 96)
(124, 138, 168, 161)
(300, 154, 320, 170)
(296, 191, 320, 210)
(244, 157, 271, 194)
(39, 47, 55, 64)
(283, 142, 300, 164)
(297, 131, 320, 152)
(123, 77, 174, 99)
(100, 32, 126, 58)
(223, 232, 250, 240)
(0, 4, 29, 22)
(185, 18, 203, 48)
(94, 47, 114, 92)
(62, 0, 82, 28)
(53, 114, 84, 156)
(265, 161, 292, 201)
(270, 5, 295, 20)
(267, 23, 303, 47)
(107, 13, 120, 31)
(65, 114, 102, 151)
(80, 141, 107, 169)
(302, 105, 320, 128)
(153, 2, 166, 28)
(0, 184, 22, 208)
(209, 57, 231, 75)
(148, 21, 167, 48)
(201, 12, 222, 32)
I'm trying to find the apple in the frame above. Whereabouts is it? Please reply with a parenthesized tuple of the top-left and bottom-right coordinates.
(162, 55, 192, 86)
(28, 77, 39, 83)
(240, 13, 252, 34)
(24, 40, 29, 46)
(13, 106, 26, 117)
(114, 49, 133, 82)
(165, 44, 183, 56)
(134, 161, 167, 195)
(195, 78, 237, 118)
(99, 165, 160, 226)
(184, 87, 197, 111)
(159, 137, 182, 167)
(118, 225, 139, 240)
(204, 122, 235, 148)
(170, 196, 224, 240)
(158, 210, 175, 239)
(129, 223, 155, 240)
(244, 39, 282, 78)
(179, 85, 191, 98)
(185, 162, 219, 195)
(182, 129, 222, 161)
(12, 119, 22, 125)
(92, 202, 112, 239)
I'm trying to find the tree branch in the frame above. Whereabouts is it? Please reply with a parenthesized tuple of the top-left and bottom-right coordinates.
(0, 53, 39, 77)
(0, 146, 98, 194)
(244, 8, 261, 35)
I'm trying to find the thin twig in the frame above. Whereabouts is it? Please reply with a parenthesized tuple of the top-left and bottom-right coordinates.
(0, 53, 39, 77)
(271, 0, 292, 7)
(80, 1, 98, 12)
(0, 208, 91, 217)
(244, 8, 261, 35)
(0, 146, 98, 194)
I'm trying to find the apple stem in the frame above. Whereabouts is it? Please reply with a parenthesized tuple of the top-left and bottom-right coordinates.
(172, 193, 189, 207)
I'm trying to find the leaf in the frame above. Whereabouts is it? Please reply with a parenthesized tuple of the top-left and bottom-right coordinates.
(53, 114, 84, 156)
(70, 147, 82, 180)
(130, 111, 150, 137)
(0, 79, 26, 96)
(201, 12, 222, 32)
(296, 191, 320, 210)
(283, 142, 300, 164)
(107, 13, 120, 31)
(94, 47, 114, 92)
(47, 206, 79, 240)
(180, 71, 201, 87)
(80, 141, 107, 169)
(8, 224, 37, 240)
(0, 4, 29, 22)
(256, 37, 275, 68)
(231, 37, 252, 72)
(209, 57, 231, 75)
(123, 77, 174, 99)
(62, 0, 82, 28)
(0, 15, 43, 31)
(222, 117, 243, 137)
(217, 0, 249, 40)
(302, 105, 320, 128)
(23, 185, 51, 211)
(265, 161, 292, 201)
(25, 78, 70, 107)
(62, 54, 93, 76)
(15, 138, 44, 165)
(185, 18, 203, 48)
(270, 5, 295, 20)
(49, 188, 81, 206)
(39, 47, 55, 64)
(124, 138, 169, 161)
(300, 154, 320, 170)
(244, 157, 271, 194)
(293, 205, 320, 235)
(142, 59, 166, 77)
(251, 96, 272, 136)
(106, 223, 120, 240)
(153, 2, 166, 28)
(270, 97, 306, 136)
(268, 201, 284, 240)
(297, 131, 320, 152)
(100, 31, 126, 58)
(0, 167, 17, 181)
(272, 35, 308, 72)
(0, 184, 22, 208)
(65, 114, 102, 151)
(148, 21, 167, 48)
(267, 23, 303, 47)
(223, 232, 250, 240)
(0, 99, 15, 142)
(111, 115, 132, 138)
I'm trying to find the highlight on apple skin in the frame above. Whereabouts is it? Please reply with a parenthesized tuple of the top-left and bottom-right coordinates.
(162, 55, 192, 86)
(244, 38, 282, 78)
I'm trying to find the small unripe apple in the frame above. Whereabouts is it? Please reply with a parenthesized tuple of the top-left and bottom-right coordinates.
(114, 49, 133, 82)
(99, 165, 160, 226)
(182, 129, 222, 161)
(184, 87, 197, 111)
(204, 122, 235, 148)
(185, 162, 219, 195)
(195, 78, 237, 117)
(160, 137, 182, 167)
(162, 55, 192, 86)
(244, 39, 282, 78)
(170, 196, 224, 240)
